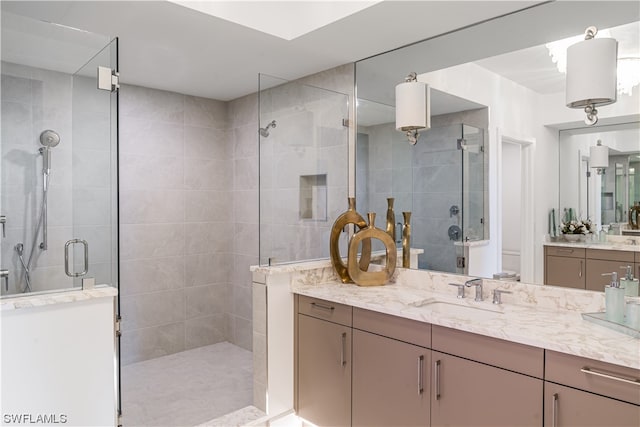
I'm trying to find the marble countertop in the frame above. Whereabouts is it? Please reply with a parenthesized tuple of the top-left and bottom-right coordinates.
(544, 235, 640, 252)
(1, 285, 118, 311)
(289, 269, 639, 370)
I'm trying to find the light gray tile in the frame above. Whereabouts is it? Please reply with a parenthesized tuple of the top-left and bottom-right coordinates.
(1, 101, 33, 146)
(185, 126, 231, 159)
(120, 223, 185, 260)
(72, 188, 111, 226)
(120, 290, 185, 331)
(119, 116, 184, 156)
(185, 315, 227, 349)
(120, 84, 184, 124)
(120, 257, 185, 296)
(233, 189, 258, 225)
(184, 157, 232, 190)
(184, 95, 228, 129)
(185, 223, 234, 255)
(185, 253, 233, 286)
(232, 282, 252, 321)
(1, 74, 31, 103)
(186, 284, 228, 318)
(227, 93, 257, 129)
(120, 189, 185, 224)
(232, 254, 257, 290)
(234, 157, 258, 190)
(233, 124, 258, 158)
(119, 153, 184, 191)
(234, 223, 259, 257)
(119, 322, 185, 365)
(185, 190, 232, 223)
(231, 316, 252, 351)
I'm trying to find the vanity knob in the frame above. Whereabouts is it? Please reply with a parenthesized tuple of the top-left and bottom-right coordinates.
(492, 289, 512, 305)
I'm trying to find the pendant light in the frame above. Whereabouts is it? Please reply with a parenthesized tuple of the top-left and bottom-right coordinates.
(589, 139, 609, 175)
(566, 27, 618, 125)
(396, 72, 430, 145)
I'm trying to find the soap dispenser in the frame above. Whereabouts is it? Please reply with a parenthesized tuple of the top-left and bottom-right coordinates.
(620, 265, 639, 297)
(603, 272, 625, 323)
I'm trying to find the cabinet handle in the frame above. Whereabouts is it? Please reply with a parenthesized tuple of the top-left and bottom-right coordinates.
(418, 355, 424, 395)
(580, 367, 640, 386)
(434, 359, 441, 400)
(340, 332, 347, 367)
(579, 260, 583, 278)
(311, 302, 335, 312)
(557, 249, 574, 254)
(552, 393, 558, 427)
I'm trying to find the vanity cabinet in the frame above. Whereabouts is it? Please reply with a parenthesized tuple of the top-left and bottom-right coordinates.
(585, 249, 635, 292)
(296, 295, 352, 427)
(352, 308, 431, 427)
(544, 246, 586, 289)
(431, 326, 544, 427)
(544, 245, 639, 290)
(544, 350, 640, 426)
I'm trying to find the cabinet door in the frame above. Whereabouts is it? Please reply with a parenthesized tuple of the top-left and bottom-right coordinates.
(297, 314, 351, 427)
(352, 330, 430, 427)
(431, 351, 543, 427)
(545, 256, 585, 289)
(544, 382, 640, 427)
(585, 258, 627, 292)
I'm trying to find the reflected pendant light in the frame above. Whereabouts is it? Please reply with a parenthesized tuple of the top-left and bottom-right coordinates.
(589, 139, 609, 175)
(396, 72, 430, 145)
(566, 27, 618, 125)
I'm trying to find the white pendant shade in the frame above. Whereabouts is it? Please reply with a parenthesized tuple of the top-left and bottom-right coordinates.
(590, 141, 609, 169)
(566, 37, 618, 108)
(396, 81, 430, 132)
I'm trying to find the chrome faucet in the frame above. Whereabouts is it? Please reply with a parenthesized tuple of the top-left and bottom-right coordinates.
(465, 278, 483, 302)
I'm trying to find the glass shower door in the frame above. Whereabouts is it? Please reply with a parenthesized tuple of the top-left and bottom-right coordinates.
(258, 74, 349, 265)
(70, 38, 119, 290)
(461, 124, 485, 241)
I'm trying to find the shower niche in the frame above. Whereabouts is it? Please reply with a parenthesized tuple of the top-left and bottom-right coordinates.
(1, 12, 119, 296)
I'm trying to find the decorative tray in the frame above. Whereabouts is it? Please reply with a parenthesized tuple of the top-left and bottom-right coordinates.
(582, 312, 640, 339)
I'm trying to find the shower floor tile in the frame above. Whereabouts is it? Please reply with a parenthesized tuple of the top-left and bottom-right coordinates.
(121, 342, 253, 427)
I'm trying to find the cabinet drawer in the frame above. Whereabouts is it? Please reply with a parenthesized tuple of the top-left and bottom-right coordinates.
(586, 248, 635, 263)
(432, 325, 543, 378)
(298, 295, 352, 326)
(545, 256, 585, 289)
(585, 258, 627, 292)
(636, 252, 640, 263)
(545, 246, 585, 258)
(353, 307, 431, 348)
(546, 350, 640, 405)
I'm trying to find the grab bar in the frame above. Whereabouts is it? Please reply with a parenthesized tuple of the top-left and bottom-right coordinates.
(65, 239, 89, 278)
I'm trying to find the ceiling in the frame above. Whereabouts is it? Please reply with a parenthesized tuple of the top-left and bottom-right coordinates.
(0, 0, 542, 101)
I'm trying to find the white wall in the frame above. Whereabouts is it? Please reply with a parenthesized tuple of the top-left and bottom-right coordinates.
(1, 294, 117, 426)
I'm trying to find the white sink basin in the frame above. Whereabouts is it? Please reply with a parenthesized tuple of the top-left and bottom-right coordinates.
(410, 298, 504, 319)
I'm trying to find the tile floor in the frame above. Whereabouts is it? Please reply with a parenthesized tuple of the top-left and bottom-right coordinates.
(121, 342, 253, 427)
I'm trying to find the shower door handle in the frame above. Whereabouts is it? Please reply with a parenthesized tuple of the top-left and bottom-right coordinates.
(65, 239, 89, 278)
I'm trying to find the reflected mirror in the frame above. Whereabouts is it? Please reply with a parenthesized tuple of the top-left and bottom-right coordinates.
(355, 1, 640, 286)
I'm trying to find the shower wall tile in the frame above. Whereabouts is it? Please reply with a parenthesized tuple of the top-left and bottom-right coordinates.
(120, 257, 185, 296)
(185, 222, 234, 255)
(186, 284, 228, 318)
(1, 74, 31, 103)
(233, 190, 258, 224)
(120, 322, 185, 366)
(185, 95, 228, 129)
(120, 84, 184, 124)
(232, 282, 252, 321)
(185, 253, 233, 287)
(185, 314, 227, 350)
(1, 101, 33, 145)
(120, 223, 185, 260)
(184, 126, 231, 159)
(184, 157, 232, 190)
(227, 93, 257, 129)
(234, 157, 258, 191)
(120, 289, 186, 331)
(185, 190, 232, 223)
(233, 223, 259, 258)
(119, 117, 184, 157)
(120, 189, 185, 224)
(120, 154, 185, 191)
(233, 124, 258, 158)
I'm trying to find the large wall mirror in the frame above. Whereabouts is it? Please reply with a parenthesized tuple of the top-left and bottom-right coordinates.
(355, 1, 640, 286)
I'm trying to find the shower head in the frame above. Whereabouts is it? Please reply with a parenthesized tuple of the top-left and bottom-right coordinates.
(259, 120, 277, 138)
(39, 130, 60, 148)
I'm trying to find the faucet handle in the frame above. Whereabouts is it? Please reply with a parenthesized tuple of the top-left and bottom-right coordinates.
(492, 289, 512, 305)
(448, 283, 465, 299)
